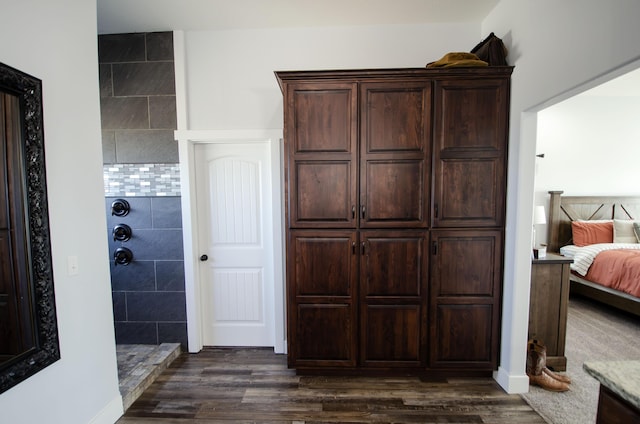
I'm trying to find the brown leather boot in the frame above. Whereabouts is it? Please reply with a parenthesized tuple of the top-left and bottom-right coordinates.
(526, 340, 570, 392)
(543, 367, 572, 384)
(528, 339, 572, 384)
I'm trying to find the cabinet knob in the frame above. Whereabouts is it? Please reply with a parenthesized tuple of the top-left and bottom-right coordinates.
(200, 254, 209, 261)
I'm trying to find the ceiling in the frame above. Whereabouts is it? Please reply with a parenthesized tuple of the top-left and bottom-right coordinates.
(96, 0, 500, 34)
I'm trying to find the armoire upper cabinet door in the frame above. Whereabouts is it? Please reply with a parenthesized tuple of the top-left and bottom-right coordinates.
(286, 82, 357, 155)
(360, 81, 431, 228)
(432, 78, 510, 228)
(285, 82, 358, 228)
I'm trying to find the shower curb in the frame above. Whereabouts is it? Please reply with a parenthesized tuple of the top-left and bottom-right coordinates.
(117, 343, 182, 411)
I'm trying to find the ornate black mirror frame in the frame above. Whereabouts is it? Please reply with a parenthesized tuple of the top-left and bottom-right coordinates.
(0, 62, 60, 394)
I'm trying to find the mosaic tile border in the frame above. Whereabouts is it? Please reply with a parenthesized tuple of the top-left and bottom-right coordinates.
(104, 163, 181, 197)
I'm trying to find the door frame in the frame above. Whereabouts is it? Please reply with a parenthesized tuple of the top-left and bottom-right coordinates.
(175, 129, 286, 354)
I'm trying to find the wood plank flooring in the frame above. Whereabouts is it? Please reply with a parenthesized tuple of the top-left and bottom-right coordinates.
(117, 348, 545, 423)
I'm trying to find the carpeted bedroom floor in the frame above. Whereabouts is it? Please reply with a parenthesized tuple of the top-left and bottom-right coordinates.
(521, 295, 640, 424)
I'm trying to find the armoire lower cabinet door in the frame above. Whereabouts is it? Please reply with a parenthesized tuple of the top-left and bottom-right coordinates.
(429, 229, 502, 370)
(359, 231, 427, 367)
(361, 304, 423, 367)
(295, 303, 355, 366)
(287, 231, 358, 367)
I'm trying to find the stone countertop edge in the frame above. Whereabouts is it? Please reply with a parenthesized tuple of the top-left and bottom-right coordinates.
(583, 360, 640, 409)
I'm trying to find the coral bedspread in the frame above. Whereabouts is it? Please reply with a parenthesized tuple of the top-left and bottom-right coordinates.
(582, 249, 640, 298)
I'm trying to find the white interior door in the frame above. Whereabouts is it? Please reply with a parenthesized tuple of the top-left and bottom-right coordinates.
(195, 141, 275, 347)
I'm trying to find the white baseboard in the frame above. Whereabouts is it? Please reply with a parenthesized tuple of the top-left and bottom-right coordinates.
(88, 394, 124, 424)
(493, 367, 530, 394)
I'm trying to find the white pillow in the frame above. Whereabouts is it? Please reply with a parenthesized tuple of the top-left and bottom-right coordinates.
(613, 219, 637, 243)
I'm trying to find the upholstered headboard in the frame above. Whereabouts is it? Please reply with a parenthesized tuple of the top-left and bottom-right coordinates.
(547, 190, 640, 252)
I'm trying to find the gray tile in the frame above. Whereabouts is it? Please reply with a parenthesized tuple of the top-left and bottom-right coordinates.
(110, 260, 156, 291)
(151, 197, 182, 228)
(112, 291, 127, 321)
(149, 96, 177, 129)
(115, 130, 179, 163)
(115, 322, 158, 344)
(158, 322, 188, 348)
(156, 261, 185, 291)
(116, 130, 179, 163)
(146, 32, 174, 61)
(99, 33, 146, 63)
(127, 292, 187, 321)
(101, 97, 149, 129)
(99, 64, 113, 97)
(124, 228, 184, 261)
(102, 131, 116, 164)
(112, 62, 175, 96)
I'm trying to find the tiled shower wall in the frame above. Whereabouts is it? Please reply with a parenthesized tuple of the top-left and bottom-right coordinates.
(106, 197, 186, 346)
(98, 31, 187, 347)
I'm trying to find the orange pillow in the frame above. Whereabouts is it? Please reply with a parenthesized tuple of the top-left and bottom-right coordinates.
(571, 221, 613, 246)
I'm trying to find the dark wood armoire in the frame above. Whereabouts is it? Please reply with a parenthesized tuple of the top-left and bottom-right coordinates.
(275, 66, 513, 375)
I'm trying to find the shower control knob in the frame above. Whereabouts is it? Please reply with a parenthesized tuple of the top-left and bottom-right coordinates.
(111, 199, 130, 217)
(112, 224, 132, 241)
(114, 247, 133, 266)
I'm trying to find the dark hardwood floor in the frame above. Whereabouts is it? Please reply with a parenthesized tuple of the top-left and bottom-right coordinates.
(118, 348, 545, 423)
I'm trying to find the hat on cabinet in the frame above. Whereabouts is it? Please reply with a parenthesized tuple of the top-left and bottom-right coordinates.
(426, 52, 488, 68)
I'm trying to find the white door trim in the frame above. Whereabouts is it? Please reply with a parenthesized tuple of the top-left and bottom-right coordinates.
(176, 129, 286, 354)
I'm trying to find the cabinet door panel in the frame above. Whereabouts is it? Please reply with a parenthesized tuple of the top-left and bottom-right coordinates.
(291, 232, 356, 296)
(362, 84, 430, 153)
(363, 160, 425, 226)
(432, 304, 494, 365)
(435, 158, 501, 227)
(296, 304, 355, 365)
(292, 161, 356, 227)
(288, 231, 357, 367)
(288, 84, 356, 154)
(362, 305, 422, 365)
(360, 231, 427, 367)
(434, 82, 507, 151)
(431, 230, 500, 297)
(360, 82, 430, 228)
(430, 230, 502, 370)
(361, 232, 425, 297)
(432, 79, 509, 228)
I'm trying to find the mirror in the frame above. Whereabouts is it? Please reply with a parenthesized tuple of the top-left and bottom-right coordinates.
(0, 61, 60, 393)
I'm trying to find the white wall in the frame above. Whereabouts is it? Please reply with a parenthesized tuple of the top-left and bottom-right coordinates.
(533, 94, 640, 246)
(0, 1, 122, 423)
(183, 23, 480, 129)
(483, 0, 640, 393)
(536, 95, 640, 197)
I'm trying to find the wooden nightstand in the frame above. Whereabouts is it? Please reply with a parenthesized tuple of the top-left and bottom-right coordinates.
(529, 252, 573, 371)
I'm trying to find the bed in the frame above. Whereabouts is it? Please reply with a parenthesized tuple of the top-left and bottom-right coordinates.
(546, 190, 640, 316)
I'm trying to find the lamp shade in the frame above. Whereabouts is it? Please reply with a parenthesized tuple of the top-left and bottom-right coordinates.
(534, 205, 547, 225)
